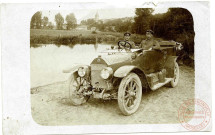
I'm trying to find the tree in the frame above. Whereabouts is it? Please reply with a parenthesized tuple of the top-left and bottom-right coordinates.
(132, 8, 154, 34)
(42, 16, 49, 28)
(65, 13, 77, 30)
(48, 22, 54, 29)
(83, 19, 96, 25)
(150, 8, 194, 54)
(114, 18, 133, 32)
(94, 17, 133, 32)
(30, 11, 42, 29)
(55, 13, 64, 30)
(80, 20, 87, 25)
(97, 20, 105, 31)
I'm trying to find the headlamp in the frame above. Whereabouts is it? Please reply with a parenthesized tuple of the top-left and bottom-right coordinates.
(100, 67, 113, 80)
(78, 67, 86, 77)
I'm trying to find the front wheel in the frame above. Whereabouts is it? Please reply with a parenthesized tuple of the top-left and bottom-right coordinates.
(170, 62, 180, 87)
(118, 73, 142, 115)
(68, 73, 89, 105)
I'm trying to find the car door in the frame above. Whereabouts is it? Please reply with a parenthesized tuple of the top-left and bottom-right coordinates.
(134, 50, 166, 73)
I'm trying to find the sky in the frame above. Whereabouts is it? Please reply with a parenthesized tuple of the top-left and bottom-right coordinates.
(41, 8, 168, 25)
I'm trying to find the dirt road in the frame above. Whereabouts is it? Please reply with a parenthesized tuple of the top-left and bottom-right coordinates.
(31, 65, 194, 125)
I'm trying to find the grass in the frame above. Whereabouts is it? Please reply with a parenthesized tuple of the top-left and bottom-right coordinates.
(30, 29, 145, 45)
(31, 29, 94, 37)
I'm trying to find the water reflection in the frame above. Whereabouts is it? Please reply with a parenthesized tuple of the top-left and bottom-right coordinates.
(30, 43, 112, 88)
(93, 43, 98, 51)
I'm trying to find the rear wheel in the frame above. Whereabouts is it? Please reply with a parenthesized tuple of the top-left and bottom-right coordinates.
(170, 62, 179, 87)
(68, 73, 89, 105)
(118, 73, 142, 115)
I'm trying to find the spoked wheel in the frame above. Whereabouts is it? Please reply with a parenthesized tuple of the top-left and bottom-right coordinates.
(118, 73, 142, 115)
(68, 73, 89, 105)
(170, 62, 180, 87)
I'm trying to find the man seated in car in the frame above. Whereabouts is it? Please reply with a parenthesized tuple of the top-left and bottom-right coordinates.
(140, 30, 160, 50)
(119, 32, 136, 49)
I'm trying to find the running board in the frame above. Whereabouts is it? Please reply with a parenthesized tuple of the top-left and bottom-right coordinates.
(151, 78, 173, 91)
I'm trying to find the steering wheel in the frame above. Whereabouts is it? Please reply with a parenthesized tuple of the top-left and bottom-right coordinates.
(118, 40, 132, 49)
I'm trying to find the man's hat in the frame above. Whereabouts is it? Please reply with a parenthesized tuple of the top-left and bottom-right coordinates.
(146, 30, 154, 34)
(124, 32, 131, 36)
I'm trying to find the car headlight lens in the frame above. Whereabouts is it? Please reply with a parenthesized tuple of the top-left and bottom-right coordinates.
(101, 67, 113, 80)
(78, 67, 86, 77)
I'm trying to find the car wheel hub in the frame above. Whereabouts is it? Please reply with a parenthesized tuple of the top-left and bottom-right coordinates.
(128, 91, 136, 97)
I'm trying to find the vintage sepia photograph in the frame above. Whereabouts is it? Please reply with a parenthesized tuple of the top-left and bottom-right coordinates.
(30, 7, 196, 126)
(1, 1, 212, 134)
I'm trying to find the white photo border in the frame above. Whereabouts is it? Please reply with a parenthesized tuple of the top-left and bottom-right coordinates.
(1, 1, 211, 134)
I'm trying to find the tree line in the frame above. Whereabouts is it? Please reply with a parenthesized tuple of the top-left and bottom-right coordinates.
(80, 17, 133, 32)
(132, 8, 194, 56)
(132, 8, 194, 57)
(81, 8, 194, 56)
(30, 12, 77, 30)
(31, 9, 194, 56)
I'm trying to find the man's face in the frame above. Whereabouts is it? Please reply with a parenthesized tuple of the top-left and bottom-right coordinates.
(146, 32, 153, 39)
(124, 35, 130, 41)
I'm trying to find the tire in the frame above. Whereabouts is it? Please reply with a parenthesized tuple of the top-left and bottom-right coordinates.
(68, 73, 89, 105)
(118, 73, 142, 115)
(170, 62, 180, 87)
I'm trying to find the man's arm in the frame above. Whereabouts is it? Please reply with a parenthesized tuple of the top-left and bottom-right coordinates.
(140, 40, 146, 49)
(130, 41, 136, 49)
(152, 40, 160, 50)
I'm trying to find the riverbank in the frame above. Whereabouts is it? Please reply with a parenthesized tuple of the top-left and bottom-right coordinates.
(30, 29, 145, 45)
(30, 29, 194, 67)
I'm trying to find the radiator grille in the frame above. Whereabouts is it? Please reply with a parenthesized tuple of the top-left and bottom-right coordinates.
(91, 64, 107, 88)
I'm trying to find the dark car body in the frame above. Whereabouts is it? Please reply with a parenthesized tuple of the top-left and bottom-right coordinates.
(64, 40, 182, 115)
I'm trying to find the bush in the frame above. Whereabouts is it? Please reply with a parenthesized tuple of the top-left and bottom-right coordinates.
(91, 31, 97, 34)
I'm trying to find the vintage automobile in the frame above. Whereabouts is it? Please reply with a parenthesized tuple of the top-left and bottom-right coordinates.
(63, 40, 183, 115)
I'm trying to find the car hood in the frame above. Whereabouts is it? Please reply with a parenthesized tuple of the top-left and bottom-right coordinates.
(91, 53, 132, 65)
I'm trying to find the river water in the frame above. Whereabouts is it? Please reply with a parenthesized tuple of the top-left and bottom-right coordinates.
(30, 44, 111, 88)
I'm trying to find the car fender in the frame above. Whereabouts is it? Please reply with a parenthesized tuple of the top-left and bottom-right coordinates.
(114, 65, 150, 88)
(164, 56, 178, 78)
(63, 64, 89, 74)
(114, 65, 142, 78)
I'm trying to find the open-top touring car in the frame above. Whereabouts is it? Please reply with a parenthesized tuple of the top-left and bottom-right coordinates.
(63, 40, 183, 115)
